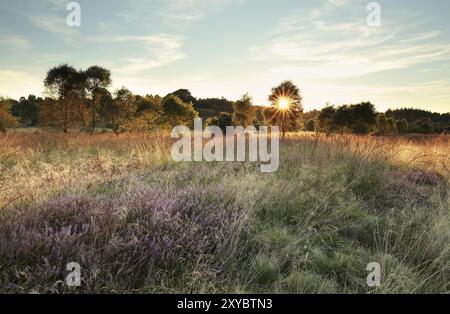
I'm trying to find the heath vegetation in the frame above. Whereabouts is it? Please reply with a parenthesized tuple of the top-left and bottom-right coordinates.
(0, 130, 448, 293)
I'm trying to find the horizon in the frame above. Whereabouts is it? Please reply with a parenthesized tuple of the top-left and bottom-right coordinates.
(1, 0, 450, 113)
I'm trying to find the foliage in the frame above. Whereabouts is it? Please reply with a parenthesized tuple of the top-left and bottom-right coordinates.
(168, 89, 197, 105)
(0, 99, 18, 133)
(109, 87, 136, 135)
(195, 97, 234, 119)
(313, 102, 377, 135)
(11, 95, 40, 127)
(232, 93, 256, 127)
(315, 105, 336, 135)
(43, 64, 81, 132)
(387, 108, 450, 133)
(132, 95, 164, 132)
(162, 94, 198, 128)
(304, 119, 315, 132)
(417, 118, 435, 134)
(206, 112, 233, 131)
(395, 119, 409, 134)
(376, 113, 397, 135)
(83, 66, 112, 134)
(5, 64, 450, 136)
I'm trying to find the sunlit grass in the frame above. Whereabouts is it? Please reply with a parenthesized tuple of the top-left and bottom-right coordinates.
(0, 130, 448, 293)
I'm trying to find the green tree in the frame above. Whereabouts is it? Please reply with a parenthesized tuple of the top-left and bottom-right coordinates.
(195, 97, 233, 119)
(11, 95, 40, 127)
(315, 106, 336, 135)
(418, 118, 434, 134)
(304, 119, 315, 132)
(232, 93, 256, 127)
(254, 106, 266, 127)
(348, 102, 377, 134)
(133, 95, 164, 131)
(376, 113, 389, 135)
(100, 87, 136, 135)
(395, 119, 409, 134)
(387, 117, 397, 133)
(207, 112, 233, 131)
(168, 89, 196, 105)
(136, 95, 162, 112)
(43, 64, 80, 132)
(84, 66, 112, 134)
(333, 105, 351, 133)
(162, 95, 198, 128)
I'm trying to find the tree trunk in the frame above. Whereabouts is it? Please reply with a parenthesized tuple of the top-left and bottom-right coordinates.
(90, 96, 96, 136)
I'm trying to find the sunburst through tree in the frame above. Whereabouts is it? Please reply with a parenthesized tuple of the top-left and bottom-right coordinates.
(265, 80, 303, 139)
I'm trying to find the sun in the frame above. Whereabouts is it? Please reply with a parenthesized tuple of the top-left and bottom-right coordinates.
(277, 97, 290, 110)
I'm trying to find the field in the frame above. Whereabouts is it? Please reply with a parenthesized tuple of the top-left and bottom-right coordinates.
(0, 130, 449, 293)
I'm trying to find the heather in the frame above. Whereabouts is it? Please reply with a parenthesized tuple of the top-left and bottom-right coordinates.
(0, 131, 449, 293)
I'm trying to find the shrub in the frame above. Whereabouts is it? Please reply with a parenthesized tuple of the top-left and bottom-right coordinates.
(0, 187, 248, 292)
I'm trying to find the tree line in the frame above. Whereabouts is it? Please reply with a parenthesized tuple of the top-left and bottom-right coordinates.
(1, 64, 449, 135)
(304, 103, 450, 135)
(0, 65, 303, 137)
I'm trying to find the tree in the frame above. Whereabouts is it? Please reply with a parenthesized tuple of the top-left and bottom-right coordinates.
(352, 121, 371, 134)
(207, 112, 233, 131)
(11, 95, 40, 127)
(133, 95, 163, 132)
(396, 119, 409, 134)
(387, 108, 450, 133)
(44, 64, 80, 132)
(418, 118, 434, 134)
(136, 95, 162, 112)
(304, 119, 315, 132)
(169, 89, 196, 105)
(232, 93, 256, 127)
(376, 113, 398, 135)
(84, 66, 112, 134)
(387, 117, 397, 134)
(0, 98, 18, 133)
(333, 105, 351, 133)
(98, 92, 114, 128)
(266, 80, 303, 139)
(162, 95, 198, 128)
(315, 105, 336, 135)
(195, 97, 233, 119)
(376, 113, 389, 136)
(347, 102, 377, 134)
(103, 87, 136, 135)
(254, 106, 266, 127)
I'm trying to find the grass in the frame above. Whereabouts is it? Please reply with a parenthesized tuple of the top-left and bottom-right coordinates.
(0, 130, 449, 293)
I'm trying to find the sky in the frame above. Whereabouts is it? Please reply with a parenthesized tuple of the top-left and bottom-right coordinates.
(0, 0, 450, 113)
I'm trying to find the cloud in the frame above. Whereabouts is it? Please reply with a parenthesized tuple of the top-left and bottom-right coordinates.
(0, 35, 31, 49)
(118, 0, 248, 27)
(90, 34, 186, 73)
(29, 14, 80, 41)
(250, 9, 450, 81)
(242, 1, 450, 111)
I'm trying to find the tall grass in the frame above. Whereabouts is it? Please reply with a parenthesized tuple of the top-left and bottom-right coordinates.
(0, 131, 448, 293)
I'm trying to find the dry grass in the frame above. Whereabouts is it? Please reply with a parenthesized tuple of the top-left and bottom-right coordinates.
(0, 130, 449, 293)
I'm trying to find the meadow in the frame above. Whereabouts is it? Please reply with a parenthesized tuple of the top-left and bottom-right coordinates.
(0, 130, 449, 293)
